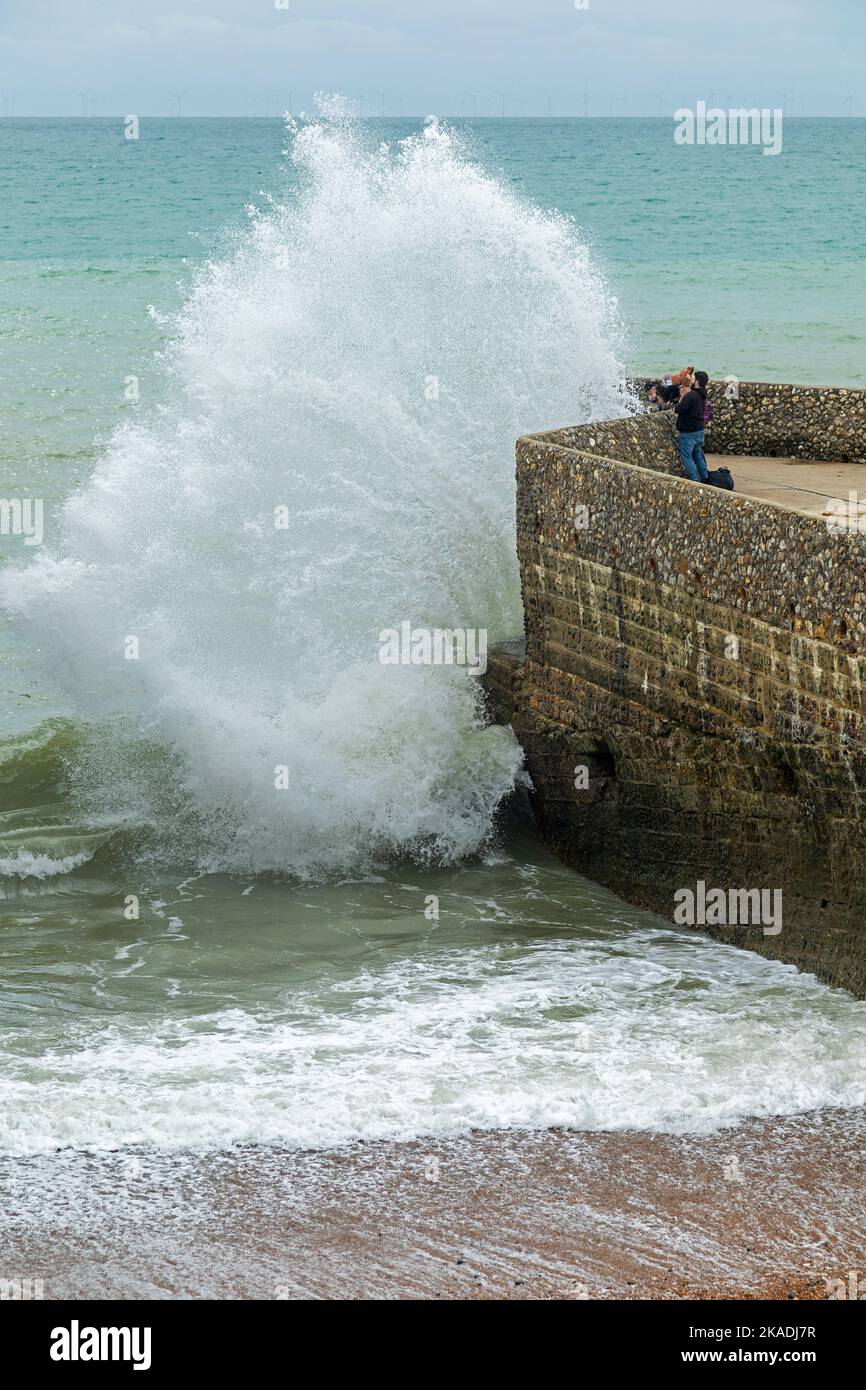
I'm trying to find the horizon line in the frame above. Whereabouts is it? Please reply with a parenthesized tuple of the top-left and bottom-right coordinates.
(0, 112, 859, 121)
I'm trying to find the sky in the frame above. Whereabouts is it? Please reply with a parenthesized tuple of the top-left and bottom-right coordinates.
(0, 0, 863, 117)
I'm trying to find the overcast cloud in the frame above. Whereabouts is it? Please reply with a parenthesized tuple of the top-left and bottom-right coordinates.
(0, 0, 862, 116)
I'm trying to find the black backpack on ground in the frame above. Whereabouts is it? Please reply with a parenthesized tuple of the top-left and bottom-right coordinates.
(707, 467, 735, 491)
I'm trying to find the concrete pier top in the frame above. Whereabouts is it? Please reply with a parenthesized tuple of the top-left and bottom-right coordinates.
(710, 454, 866, 521)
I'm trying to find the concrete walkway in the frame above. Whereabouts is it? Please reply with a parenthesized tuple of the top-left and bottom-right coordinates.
(707, 454, 866, 521)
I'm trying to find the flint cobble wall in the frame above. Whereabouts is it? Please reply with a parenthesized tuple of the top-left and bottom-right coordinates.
(485, 386, 866, 994)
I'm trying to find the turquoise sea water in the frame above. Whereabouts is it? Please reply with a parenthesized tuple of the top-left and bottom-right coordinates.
(1, 114, 865, 1200)
(2, 117, 863, 500)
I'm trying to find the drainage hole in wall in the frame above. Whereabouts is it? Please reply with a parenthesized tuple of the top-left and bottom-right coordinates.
(586, 738, 617, 784)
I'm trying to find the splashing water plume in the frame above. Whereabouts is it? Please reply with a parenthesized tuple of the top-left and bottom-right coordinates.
(3, 104, 634, 876)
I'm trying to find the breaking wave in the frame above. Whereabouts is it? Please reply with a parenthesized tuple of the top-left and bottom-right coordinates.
(2, 103, 634, 876)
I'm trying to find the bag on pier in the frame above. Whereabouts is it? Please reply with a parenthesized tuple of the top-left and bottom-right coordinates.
(707, 467, 735, 490)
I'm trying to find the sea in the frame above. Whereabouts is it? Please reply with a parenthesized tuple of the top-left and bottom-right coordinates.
(0, 113, 864, 1295)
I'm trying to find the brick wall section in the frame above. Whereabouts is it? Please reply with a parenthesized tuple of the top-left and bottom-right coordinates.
(486, 390, 866, 996)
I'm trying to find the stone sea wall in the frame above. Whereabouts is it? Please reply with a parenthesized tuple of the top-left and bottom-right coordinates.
(486, 382, 866, 995)
(634, 377, 866, 463)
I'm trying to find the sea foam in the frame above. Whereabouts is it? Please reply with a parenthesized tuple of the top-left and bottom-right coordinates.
(2, 103, 634, 876)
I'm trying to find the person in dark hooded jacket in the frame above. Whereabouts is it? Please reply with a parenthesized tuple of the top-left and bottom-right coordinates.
(674, 370, 710, 482)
